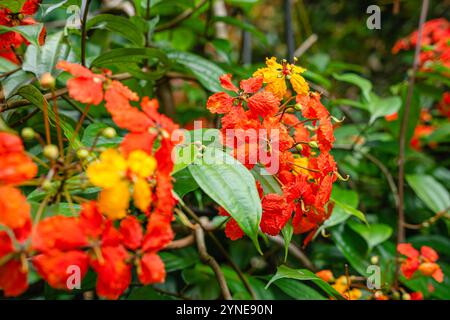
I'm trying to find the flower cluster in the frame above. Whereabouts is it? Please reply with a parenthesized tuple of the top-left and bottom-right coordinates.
(392, 18, 450, 74)
(0, 61, 179, 299)
(315, 270, 361, 300)
(0, 0, 45, 64)
(397, 243, 444, 282)
(207, 57, 337, 245)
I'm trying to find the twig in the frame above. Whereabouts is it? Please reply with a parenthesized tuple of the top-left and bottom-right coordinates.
(155, 0, 208, 32)
(81, 0, 92, 66)
(284, 0, 295, 62)
(179, 202, 257, 299)
(395, 0, 429, 289)
(164, 234, 195, 250)
(194, 224, 232, 300)
(269, 235, 316, 271)
(294, 34, 318, 58)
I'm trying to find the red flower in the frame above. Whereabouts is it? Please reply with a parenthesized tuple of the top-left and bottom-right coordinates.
(207, 74, 280, 118)
(57, 61, 106, 105)
(119, 215, 172, 285)
(397, 243, 444, 282)
(260, 194, 291, 236)
(218, 207, 244, 241)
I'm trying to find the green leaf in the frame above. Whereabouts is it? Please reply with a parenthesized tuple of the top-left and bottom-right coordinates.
(332, 73, 372, 101)
(167, 50, 226, 92)
(347, 220, 392, 251)
(23, 31, 76, 78)
(160, 248, 199, 272)
(266, 265, 344, 300)
(0, 23, 44, 47)
(189, 148, 262, 252)
(0, 0, 27, 12)
(367, 93, 402, 124)
(15, 85, 81, 149)
(331, 198, 367, 224)
(173, 168, 199, 198)
(90, 48, 170, 80)
(251, 165, 282, 195)
(281, 221, 293, 261)
(86, 14, 145, 47)
(406, 175, 450, 214)
(127, 286, 174, 300)
(331, 226, 369, 276)
(272, 278, 326, 300)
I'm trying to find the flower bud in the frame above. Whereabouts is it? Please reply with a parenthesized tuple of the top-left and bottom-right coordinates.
(370, 255, 379, 265)
(43, 144, 59, 160)
(392, 291, 401, 300)
(294, 103, 302, 111)
(295, 144, 303, 152)
(77, 148, 89, 159)
(308, 140, 319, 148)
(41, 179, 53, 191)
(102, 127, 116, 139)
(402, 293, 411, 300)
(21, 127, 35, 140)
(40, 72, 55, 89)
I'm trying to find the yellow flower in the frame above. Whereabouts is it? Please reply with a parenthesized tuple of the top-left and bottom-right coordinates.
(292, 156, 313, 179)
(332, 276, 362, 300)
(127, 150, 157, 178)
(87, 149, 127, 189)
(87, 148, 158, 218)
(133, 177, 152, 212)
(253, 57, 309, 99)
(98, 180, 130, 220)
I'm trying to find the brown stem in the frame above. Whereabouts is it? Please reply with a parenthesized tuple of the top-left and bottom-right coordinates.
(194, 224, 232, 300)
(164, 234, 195, 250)
(81, 0, 92, 66)
(52, 91, 64, 159)
(395, 0, 429, 289)
(42, 99, 51, 145)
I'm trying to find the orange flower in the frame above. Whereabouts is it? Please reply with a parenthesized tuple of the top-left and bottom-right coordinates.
(397, 243, 444, 282)
(57, 61, 105, 105)
(316, 270, 335, 283)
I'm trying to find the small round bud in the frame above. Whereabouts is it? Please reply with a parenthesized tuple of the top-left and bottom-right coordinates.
(308, 141, 319, 148)
(295, 144, 303, 152)
(17, 13, 24, 20)
(76, 148, 89, 159)
(40, 72, 55, 89)
(43, 144, 59, 160)
(402, 293, 411, 300)
(21, 127, 35, 140)
(102, 127, 116, 139)
(294, 103, 302, 111)
(422, 221, 430, 228)
(41, 180, 53, 191)
(370, 255, 379, 265)
(392, 291, 401, 300)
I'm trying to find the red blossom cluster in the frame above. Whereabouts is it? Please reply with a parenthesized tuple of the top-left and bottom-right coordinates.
(0, 61, 179, 299)
(206, 59, 337, 245)
(0, 0, 45, 64)
(392, 18, 450, 74)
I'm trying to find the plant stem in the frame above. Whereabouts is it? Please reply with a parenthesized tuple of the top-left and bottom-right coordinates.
(81, 0, 92, 67)
(194, 224, 232, 300)
(395, 0, 429, 289)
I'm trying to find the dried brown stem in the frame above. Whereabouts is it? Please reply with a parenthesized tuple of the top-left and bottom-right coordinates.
(194, 224, 232, 300)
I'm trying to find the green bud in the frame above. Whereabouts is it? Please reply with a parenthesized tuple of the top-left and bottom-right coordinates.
(370, 255, 379, 265)
(308, 140, 319, 148)
(43, 144, 59, 160)
(21, 127, 35, 140)
(77, 148, 89, 159)
(102, 127, 116, 139)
